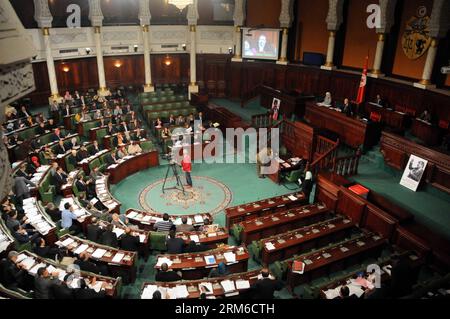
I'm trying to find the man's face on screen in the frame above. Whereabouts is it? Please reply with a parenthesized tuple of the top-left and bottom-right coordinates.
(258, 35, 266, 51)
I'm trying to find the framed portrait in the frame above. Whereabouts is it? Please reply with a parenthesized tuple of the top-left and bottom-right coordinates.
(400, 154, 428, 191)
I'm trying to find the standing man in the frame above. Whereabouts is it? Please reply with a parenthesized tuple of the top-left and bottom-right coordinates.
(181, 149, 192, 187)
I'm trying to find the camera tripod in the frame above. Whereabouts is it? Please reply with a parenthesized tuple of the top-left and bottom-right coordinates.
(162, 161, 185, 195)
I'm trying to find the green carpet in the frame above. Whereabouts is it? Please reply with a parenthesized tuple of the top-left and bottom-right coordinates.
(350, 154, 450, 240)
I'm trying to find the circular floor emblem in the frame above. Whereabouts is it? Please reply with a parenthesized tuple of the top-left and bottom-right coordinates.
(139, 176, 232, 217)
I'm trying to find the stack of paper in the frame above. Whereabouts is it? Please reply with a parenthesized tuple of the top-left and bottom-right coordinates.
(141, 285, 158, 299)
(235, 280, 250, 290)
(173, 285, 189, 299)
(189, 235, 200, 243)
(156, 257, 173, 267)
(74, 244, 89, 255)
(223, 252, 236, 263)
(112, 253, 125, 263)
(92, 248, 107, 259)
(220, 280, 236, 293)
(265, 242, 276, 251)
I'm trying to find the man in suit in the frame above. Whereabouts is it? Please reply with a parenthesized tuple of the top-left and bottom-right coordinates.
(36, 122, 47, 135)
(334, 285, 358, 299)
(155, 263, 182, 282)
(176, 216, 194, 232)
(52, 274, 74, 299)
(166, 229, 184, 254)
(33, 237, 63, 260)
(119, 227, 140, 252)
(99, 224, 118, 247)
(12, 224, 39, 244)
(375, 94, 385, 107)
(168, 114, 176, 126)
(341, 98, 354, 117)
(46, 118, 57, 131)
(54, 140, 67, 155)
(74, 278, 107, 299)
(15, 163, 32, 179)
(34, 267, 60, 299)
(50, 128, 64, 142)
(74, 252, 100, 274)
(63, 104, 71, 117)
(389, 254, 415, 298)
(0, 251, 27, 290)
(249, 268, 283, 299)
(76, 145, 89, 162)
(54, 166, 68, 193)
(119, 121, 129, 133)
(104, 150, 118, 166)
(14, 176, 35, 201)
(90, 140, 102, 155)
(18, 105, 32, 118)
(106, 122, 116, 136)
(86, 218, 103, 243)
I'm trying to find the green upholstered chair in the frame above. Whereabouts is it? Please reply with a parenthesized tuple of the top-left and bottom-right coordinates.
(248, 241, 263, 262)
(270, 261, 288, 280)
(38, 174, 55, 204)
(284, 169, 303, 184)
(150, 232, 167, 251)
(140, 141, 154, 152)
(88, 157, 101, 172)
(231, 224, 243, 242)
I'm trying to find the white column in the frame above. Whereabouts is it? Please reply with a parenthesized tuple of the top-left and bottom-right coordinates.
(232, 26, 242, 62)
(414, 38, 439, 89)
(277, 28, 289, 65)
(188, 24, 198, 97)
(142, 25, 154, 92)
(321, 31, 336, 70)
(42, 28, 62, 103)
(369, 33, 386, 78)
(94, 26, 109, 96)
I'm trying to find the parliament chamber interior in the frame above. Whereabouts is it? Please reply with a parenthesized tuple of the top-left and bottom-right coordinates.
(1, 0, 450, 304)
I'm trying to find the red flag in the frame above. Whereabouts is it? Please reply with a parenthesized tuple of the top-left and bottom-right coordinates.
(356, 56, 369, 105)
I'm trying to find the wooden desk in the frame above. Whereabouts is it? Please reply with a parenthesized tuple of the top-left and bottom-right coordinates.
(61, 169, 82, 197)
(16, 250, 120, 297)
(225, 191, 306, 229)
(238, 203, 330, 245)
(21, 197, 57, 245)
(260, 85, 315, 118)
(285, 232, 386, 290)
(98, 220, 150, 259)
(106, 150, 159, 184)
(305, 102, 380, 149)
(176, 227, 229, 249)
(380, 131, 450, 194)
(155, 245, 249, 280)
(125, 209, 212, 231)
(411, 118, 442, 146)
(89, 125, 108, 142)
(102, 129, 146, 149)
(260, 215, 355, 266)
(364, 102, 407, 132)
(79, 149, 110, 174)
(57, 234, 138, 283)
(95, 175, 121, 214)
(141, 269, 261, 299)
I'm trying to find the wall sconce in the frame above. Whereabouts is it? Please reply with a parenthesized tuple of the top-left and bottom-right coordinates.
(164, 55, 172, 66)
(133, 45, 138, 52)
(85, 47, 91, 55)
(228, 47, 233, 54)
(62, 62, 70, 73)
(114, 60, 122, 68)
(182, 43, 186, 51)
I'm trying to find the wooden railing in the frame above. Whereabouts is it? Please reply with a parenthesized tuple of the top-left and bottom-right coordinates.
(310, 138, 339, 176)
(241, 85, 261, 107)
(251, 112, 275, 128)
(332, 150, 362, 176)
(314, 135, 338, 159)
